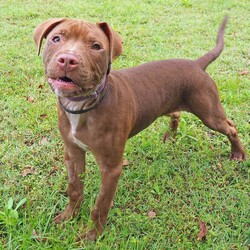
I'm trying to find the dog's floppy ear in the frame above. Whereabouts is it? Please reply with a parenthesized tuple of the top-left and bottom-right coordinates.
(97, 22, 123, 62)
(34, 18, 65, 55)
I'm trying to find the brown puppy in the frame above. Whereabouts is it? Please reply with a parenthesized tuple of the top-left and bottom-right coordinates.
(34, 16, 246, 240)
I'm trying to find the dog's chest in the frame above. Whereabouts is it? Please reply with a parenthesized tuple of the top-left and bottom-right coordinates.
(67, 114, 90, 152)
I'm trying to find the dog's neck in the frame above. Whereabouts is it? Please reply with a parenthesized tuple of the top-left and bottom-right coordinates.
(59, 75, 108, 114)
(67, 75, 107, 102)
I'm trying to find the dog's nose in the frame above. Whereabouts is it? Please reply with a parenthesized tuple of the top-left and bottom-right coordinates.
(57, 54, 79, 71)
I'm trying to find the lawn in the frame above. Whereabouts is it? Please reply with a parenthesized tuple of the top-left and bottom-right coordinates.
(0, 0, 249, 249)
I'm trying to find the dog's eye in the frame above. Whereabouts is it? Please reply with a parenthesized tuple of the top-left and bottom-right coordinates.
(52, 36, 61, 43)
(92, 42, 101, 50)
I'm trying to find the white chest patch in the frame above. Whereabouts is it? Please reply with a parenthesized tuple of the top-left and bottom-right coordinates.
(67, 113, 90, 152)
(72, 136, 90, 151)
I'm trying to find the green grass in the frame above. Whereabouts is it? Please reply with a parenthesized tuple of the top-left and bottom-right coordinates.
(0, 0, 249, 249)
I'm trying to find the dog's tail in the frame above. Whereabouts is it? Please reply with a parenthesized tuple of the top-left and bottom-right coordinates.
(196, 16, 228, 70)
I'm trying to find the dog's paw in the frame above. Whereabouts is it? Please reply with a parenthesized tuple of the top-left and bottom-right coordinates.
(162, 131, 171, 143)
(77, 229, 99, 241)
(162, 131, 177, 143)
(53, 209, 75, 224)
(230, 151, 246, 161)
(53, 212, 69, 224)
(54, 204, 81, 224)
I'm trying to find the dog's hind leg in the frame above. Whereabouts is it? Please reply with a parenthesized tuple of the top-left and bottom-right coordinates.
(204, 116, 245, 161)
(188, 90, 246, 161)
(163, 112, 181, 142)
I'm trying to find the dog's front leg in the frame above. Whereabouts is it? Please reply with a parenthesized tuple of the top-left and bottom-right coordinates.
(78, 149, 123, 241)
(54, 145, 85, 223)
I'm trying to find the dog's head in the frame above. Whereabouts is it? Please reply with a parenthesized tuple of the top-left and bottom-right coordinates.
(34, 18, 123, 98)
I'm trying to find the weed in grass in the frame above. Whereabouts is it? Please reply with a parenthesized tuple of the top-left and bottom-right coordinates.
(182, 0, 192, 8)
(0, 198, 26, 228)
(0, 198, 26, 247)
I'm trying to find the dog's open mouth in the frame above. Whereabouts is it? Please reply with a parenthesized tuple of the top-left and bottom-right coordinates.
(58, 76, 75, 84)
(47, 76, 98, 98)
(48, 76, 77, 87)
(47, 76, 84, 97)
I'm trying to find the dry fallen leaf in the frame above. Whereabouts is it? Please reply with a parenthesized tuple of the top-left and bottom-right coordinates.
(40, 137, 48, 145)
(197, 221, 207, 241)
(49, 166, 58, 176)
(32, 229, 47, 242)
(24, 139, 35, 146)
(40, 114, 48, 119)
(123, 159, 129, 166)
(26, 96, 35, 103)
(148, 210, 157, 219)
(239, 70, 249, 76)
(21, 167, 36, 177)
